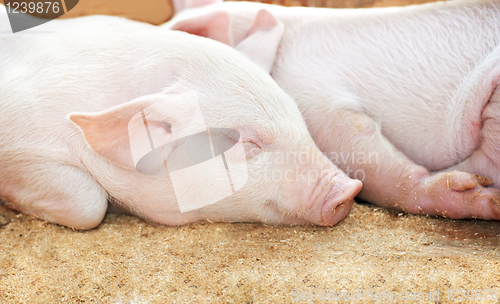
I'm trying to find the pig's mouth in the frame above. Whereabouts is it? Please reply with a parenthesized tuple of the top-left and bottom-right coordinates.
(310, 171, 363, 226)
(319, 181, 362, 226)
(273, 170, 362, 226)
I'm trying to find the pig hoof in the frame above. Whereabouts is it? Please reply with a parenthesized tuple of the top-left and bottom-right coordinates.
(406, 171, 500, 220)
(443, 171, 491, 191)
(473, 174, 494, 187)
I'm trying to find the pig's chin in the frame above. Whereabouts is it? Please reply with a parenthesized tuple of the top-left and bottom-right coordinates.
(260, 200, 313, 226)
(319, 194, 357, 226)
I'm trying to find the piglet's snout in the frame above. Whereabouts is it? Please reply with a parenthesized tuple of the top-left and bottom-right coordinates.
(315, 171, 362, 226)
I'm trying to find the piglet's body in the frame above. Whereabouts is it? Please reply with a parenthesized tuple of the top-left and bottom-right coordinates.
(0, 11, 361, 229)
(168, 0, 500, 219)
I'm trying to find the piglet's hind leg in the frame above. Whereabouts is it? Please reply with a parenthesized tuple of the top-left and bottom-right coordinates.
(314, 108, 500, 220)
(2, 163, 108, 229)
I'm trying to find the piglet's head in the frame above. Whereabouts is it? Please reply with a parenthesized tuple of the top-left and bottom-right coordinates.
(68, 42, 361, 226)
(70, 88, 263, 212)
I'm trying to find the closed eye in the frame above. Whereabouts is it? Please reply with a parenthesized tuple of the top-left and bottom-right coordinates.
(243, 141, 261, 159)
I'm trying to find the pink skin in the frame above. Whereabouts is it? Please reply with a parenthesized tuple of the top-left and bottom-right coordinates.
(317, 171, 362, 225)
(312, 109, 500, 221)
(369, 167, 500, 220)
(280, 163, 362, 226)
(0, 13, 363, 229)
(166, 0, 500, 221)
(403, 171, 500, 220)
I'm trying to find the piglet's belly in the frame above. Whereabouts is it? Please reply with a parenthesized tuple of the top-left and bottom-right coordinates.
(366, 73, 498, 172)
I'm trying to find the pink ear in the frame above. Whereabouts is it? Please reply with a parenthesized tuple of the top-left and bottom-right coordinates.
(245, 9, 280, 37)
(235, 9, 284, 73)
(69, 95, 175, 169)
(170, 10, 233, 46)
(173, 0, 222, 13)
(170, 8, 283, 73)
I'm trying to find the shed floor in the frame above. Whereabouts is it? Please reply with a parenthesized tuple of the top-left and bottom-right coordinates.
(1, 202, 500, 303)
(1, 0, 497, 303)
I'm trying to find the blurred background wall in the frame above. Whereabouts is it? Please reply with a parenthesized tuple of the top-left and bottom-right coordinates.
(1, 0, 439, 25)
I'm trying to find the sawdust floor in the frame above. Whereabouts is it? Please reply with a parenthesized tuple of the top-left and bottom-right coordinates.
(1, 202, 500, 303)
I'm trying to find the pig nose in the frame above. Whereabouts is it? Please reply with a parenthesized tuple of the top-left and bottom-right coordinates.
(320, 174, 362, 226)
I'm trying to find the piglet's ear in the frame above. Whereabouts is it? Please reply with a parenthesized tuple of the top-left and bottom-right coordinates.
(235, 9, 284, 74)
(173, 0, 222, 13)
(170, 8, 283, 73)
(69, 92, 206, 170)
(170, 10, 233, 46)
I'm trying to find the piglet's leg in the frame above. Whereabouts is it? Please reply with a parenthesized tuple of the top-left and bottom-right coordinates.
(443, 85, 500, 207)
(311, 108, 500, 220)
(1, 162, 108, 229)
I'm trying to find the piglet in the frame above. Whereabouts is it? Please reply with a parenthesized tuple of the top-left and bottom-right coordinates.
(167, 0, 500, 220)
(0, 9, 361, 229)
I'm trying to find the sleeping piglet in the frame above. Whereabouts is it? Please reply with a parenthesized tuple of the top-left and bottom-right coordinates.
(0, 10, 362, 229)
(167, 0, 500, 220)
